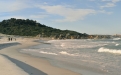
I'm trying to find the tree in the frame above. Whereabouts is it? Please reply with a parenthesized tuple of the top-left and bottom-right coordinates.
(0, 18, 88, 39)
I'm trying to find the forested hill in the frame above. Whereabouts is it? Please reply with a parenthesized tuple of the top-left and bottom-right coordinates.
(0, 18, 88, 39)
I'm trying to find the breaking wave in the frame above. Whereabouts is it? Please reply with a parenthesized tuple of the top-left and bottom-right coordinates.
(21, 49, 38, 52)
(39, 51, 58, 55)
(115, 44, 119, 46)
(113, 38, 121, 40)
(59, 51, 79, 56)
(98, 47, 121, 54)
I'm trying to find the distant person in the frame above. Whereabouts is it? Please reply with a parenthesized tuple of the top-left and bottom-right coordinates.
(8, 38, 10, 41)
(11, 38, 12, 41)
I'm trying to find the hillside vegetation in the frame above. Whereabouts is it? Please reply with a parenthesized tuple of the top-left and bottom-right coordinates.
(0, 18, 88, 39)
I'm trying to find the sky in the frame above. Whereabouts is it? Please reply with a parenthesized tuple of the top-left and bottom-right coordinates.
(0, 0, 121, 35)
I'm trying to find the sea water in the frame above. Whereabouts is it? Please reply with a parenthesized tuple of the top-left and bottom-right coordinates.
(20, 39, 121, 75)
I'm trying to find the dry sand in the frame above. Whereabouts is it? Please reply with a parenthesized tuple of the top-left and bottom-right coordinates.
(0, 38, 81, 75)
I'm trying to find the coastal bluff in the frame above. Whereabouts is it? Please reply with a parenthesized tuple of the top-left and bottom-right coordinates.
(0, 18, 111, 39)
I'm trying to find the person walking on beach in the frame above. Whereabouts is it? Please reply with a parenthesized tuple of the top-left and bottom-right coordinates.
(8, 38, 10, 41)
(10, 38, 12, 41)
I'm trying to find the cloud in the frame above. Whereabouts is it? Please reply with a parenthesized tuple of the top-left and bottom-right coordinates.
(30, 15, 48, 19)
(102, 0, 120, 3)
(37, 5, 96, 22)
(98, 10, 113, 14)
(89, 0, 96, 1)
(112, 0, 120, 3)
(0, 0, 117, 23)
(0, 0, 32, 13)
(100, 3, 115, 8)
(102, 0, 110, 2)
(100, 0, 120, 9)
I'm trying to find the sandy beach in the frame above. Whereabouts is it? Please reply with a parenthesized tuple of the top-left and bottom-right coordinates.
(0, 38, 81, 75)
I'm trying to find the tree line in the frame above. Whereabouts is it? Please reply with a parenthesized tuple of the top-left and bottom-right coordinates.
(0, 18, 89, 39)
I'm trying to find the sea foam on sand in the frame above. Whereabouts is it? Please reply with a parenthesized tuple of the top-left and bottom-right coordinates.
(0, 55, 28, 75)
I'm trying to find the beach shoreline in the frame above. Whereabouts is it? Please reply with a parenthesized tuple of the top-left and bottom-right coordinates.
(0, 38, 81, 75)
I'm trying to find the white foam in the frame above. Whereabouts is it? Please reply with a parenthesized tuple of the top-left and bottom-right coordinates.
(21, 49, 58, 55)
(39, 51, 58, 55)
(59, 51, 79, 56)
(98, 47, 121, 54)
(115, 44, 119, 46)
(48, 40, 108, 49)
(60, 43, 65, 47)
(113, 38, 121, 40)
(111, 42, 116, 43)
(21, 49, 38, 52)
(60, 44, 107, 49)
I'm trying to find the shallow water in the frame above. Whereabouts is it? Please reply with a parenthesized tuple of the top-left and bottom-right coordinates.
(0, 42, 21, 50)
(20, 39, 121, 75)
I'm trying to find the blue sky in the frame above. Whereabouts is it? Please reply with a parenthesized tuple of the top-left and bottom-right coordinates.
(0, 0, 121, 34)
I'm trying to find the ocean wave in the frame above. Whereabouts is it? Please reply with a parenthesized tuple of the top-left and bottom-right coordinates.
(21, 49, 38, 52)
(39, 51, 58, 55)
(59, 51, 79, 56)
(113, 38, 121, 40)
(48, 40, 108, 49)
(59, 44, 107, 49)
(115, 44, 119, 46)
(98, 47, 121, 54)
